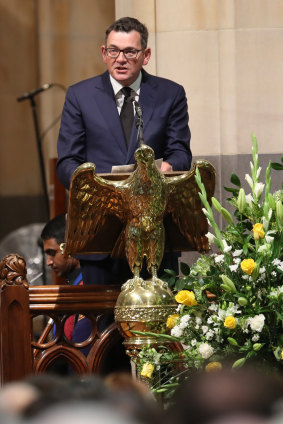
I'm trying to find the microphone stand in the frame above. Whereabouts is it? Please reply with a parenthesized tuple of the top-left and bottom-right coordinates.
(28, 95, 49, 220)
(134, 101, 145, 146)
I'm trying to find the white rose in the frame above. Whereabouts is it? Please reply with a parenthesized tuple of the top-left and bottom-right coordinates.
(247, 314, 265, 332)
(198, 343, 214, 359)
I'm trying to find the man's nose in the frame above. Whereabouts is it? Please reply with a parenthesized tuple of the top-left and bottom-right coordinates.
(116, 51, 127, 62)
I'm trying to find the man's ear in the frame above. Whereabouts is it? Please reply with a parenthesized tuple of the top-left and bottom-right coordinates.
(143, 47, 151, 66)
(101, 45, 107, 63)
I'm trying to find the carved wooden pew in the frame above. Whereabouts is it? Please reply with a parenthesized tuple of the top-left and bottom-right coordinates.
(0, 254, 125, 385)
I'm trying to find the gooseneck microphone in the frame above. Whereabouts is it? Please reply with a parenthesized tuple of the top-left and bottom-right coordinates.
(134, 100, 145, 145)
(17, 83, 54, 102)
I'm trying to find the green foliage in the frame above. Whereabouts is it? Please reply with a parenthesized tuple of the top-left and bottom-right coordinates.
(137, 135, 283, 399)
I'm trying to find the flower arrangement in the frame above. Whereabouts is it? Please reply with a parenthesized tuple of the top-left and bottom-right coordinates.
(137, 135, 283, 397)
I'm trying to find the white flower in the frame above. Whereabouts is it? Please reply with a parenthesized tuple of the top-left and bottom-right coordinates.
(208, 304, 218, 312)
(191, 339, 197, 346)
(198, 343, 214, 359)
(258, 245, 267, 253)
(265, 235, 274, 243)
(272, 259, 283, 272)
(245, 193, 254, 207)
(234, 257, 241, 265)
(171, 325, 183, 337)
(233, 249, 243, 257)
(252, 334, 260, 342)
(202, 208, 209, 218)
(254, 182, 265, 197)
(202, 325, 209, 334)
(245, 174, 253, 189)
(272, 259, 281, 266)
(180, 314, 191, 325)
(229, 264, 238, 272)
(223, 239, 232, 253)
(215, 254, 225, 264)
(195, 317, 202, 325)
(262, 216, 269, 231)
(206, 330, 215, 340)
(269, 286, 283, 298)
(206, 232, 216, 245)
(247, 314, 265, 332)
(256, 167, 262, 179)
(259, 266, 266, 274)
(179, 321, 188, 329)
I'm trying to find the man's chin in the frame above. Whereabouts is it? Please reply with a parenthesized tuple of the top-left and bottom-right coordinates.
(112, 71, 131, 84)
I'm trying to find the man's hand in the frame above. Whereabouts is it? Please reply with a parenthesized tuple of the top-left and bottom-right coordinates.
(161, 161, 173, 172)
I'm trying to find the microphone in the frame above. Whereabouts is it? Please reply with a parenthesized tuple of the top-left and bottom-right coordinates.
(17, 83, 54, 102)
(134, 100, 143, 118)
(134, 100, 145, 145)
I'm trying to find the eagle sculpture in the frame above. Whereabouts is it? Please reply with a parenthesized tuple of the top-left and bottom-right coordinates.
(63, 144, 215, 279)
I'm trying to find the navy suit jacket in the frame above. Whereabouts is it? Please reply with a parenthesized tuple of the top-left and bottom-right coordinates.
(57, 69, 191, 189)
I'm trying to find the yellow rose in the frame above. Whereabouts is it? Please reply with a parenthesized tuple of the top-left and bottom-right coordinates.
(241, 258, 256, 275)
(140, 363, 154, 379)
(252, 223, 265, 240)
(166, 314, 179, 329)
(205, 362, 222, 372)
(224, 316, 237, 330)
(175, 290, 198, 306)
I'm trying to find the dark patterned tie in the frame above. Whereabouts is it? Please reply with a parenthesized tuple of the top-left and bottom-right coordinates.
(120, 87, 134, 146)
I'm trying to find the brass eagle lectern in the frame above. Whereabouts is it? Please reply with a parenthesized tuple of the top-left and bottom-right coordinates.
(63, 144, 215, 349)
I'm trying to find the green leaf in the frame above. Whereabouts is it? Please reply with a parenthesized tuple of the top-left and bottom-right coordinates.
(230, 173, 241, 187)
(164, 268, 176, 277)
(180, 262, 191, 276)
(175, 278, 186, 291)
(271, 162, 283, 170)
(224, 186, 240, 196)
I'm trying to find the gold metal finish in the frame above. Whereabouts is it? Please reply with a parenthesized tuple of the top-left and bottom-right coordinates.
(63, 144, 216, 359)
(63, 144, 215, 278)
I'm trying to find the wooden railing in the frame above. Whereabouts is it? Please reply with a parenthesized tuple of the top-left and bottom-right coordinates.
(0, 253, 125, 385)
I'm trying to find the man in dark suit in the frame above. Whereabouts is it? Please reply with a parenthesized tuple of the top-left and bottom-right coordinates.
(57, 17, 192, 285)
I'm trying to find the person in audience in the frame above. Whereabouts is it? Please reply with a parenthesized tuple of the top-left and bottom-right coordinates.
(41, 213, 82, 285)
(15, 374, 157, 424)
(163, 365, 283, 424)
(41, 214, 130, 374)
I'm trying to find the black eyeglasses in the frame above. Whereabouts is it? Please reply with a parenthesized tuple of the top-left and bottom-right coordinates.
(105, 47, 143, 59)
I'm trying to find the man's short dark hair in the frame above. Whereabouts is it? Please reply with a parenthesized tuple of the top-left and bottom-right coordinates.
(105, 17, 148, 50)
(41, 214, 66, 245)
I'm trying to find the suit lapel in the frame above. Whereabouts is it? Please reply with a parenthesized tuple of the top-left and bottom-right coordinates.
(93, 72, 128, 156)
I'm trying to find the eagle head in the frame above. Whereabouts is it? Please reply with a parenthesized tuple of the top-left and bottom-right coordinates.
(134, 144, 155, 165)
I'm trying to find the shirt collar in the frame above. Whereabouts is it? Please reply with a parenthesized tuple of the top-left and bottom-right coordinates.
(110, 72, 142, 96)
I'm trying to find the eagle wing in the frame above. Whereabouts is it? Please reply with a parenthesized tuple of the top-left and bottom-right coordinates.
(165, 161, 216, 252)
(64, 163, 128, 256)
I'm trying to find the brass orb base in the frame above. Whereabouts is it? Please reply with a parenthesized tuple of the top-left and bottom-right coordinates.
(115, 276, 177, 349)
